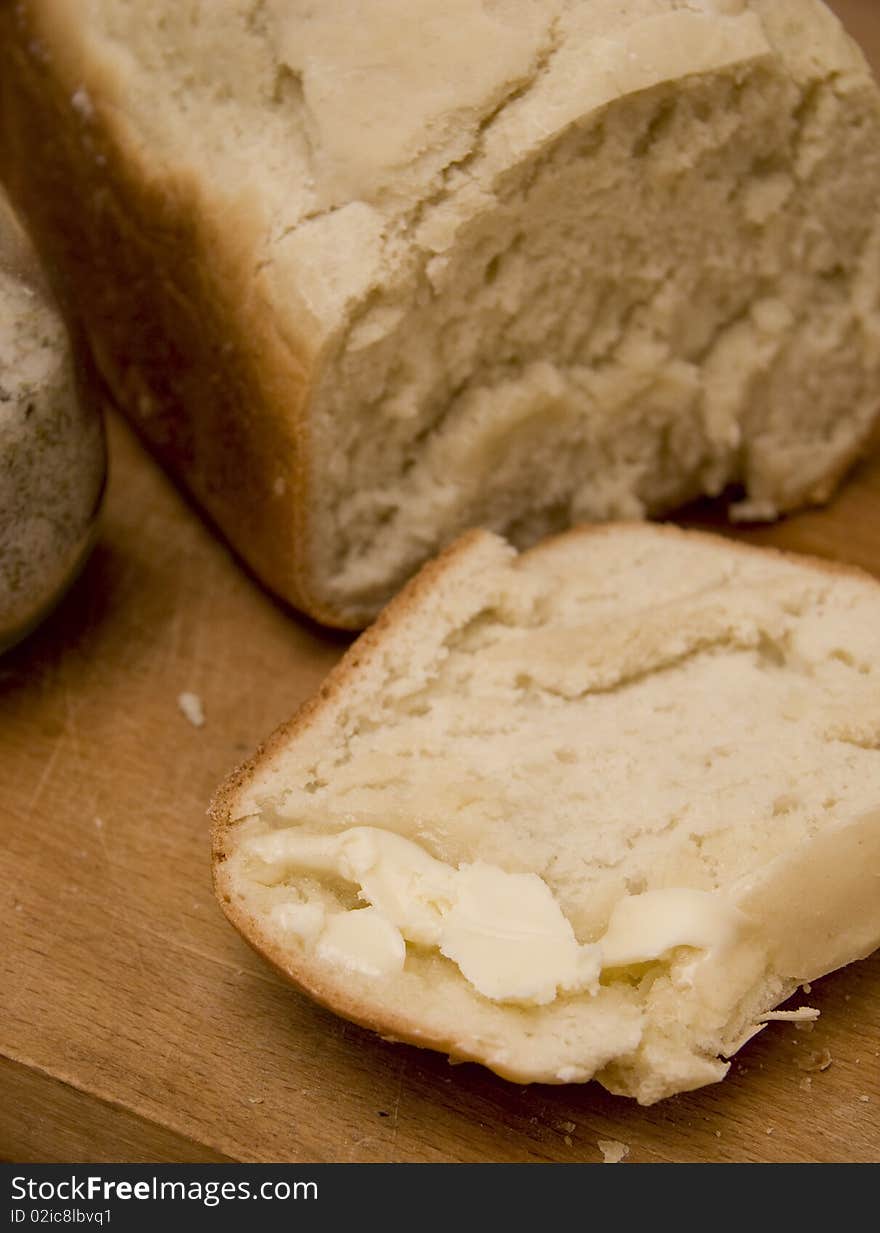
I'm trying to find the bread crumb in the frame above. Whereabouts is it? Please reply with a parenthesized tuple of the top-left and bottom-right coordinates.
(71, 86, 94, 120)
(801, 983, 812, 994)
(758, 1007, 820, 1023)
(598, 1139, 629, 1164)
(556, 1121, 576, 1134)
(564, 1135, 573, 1147)
(796, 1049, 833, 1073)
(715, 1130, 722, 1138)
(858, 1095, 870, 1103)
(178, 691, 205, 727)
(799, 1077, 812, 1092)
(766, 1127, 774, 1135)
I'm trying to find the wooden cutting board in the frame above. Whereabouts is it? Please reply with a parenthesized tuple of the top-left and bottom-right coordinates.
(2, 0, 879, 1165)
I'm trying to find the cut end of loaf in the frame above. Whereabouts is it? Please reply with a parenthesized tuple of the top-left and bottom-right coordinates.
(304, 0, 880, 622)
(212, 524, 880, 1101)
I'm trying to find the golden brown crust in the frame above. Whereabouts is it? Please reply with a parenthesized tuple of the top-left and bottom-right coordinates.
(0, 0, 352, 629)
(209, 526, 494, 835)
(211, 527, 508, 1072)
(209, 522, 880, 1079)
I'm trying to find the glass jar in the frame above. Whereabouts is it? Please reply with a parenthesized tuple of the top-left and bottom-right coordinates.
(0, 191, 106, 653)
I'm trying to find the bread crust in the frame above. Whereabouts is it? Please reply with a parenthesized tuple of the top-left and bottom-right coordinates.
(0, 0, 346, 626)
(210, 523, 880, 1089)
(212, 530, 510, 1073)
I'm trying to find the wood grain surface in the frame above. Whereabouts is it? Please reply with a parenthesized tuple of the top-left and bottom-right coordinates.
(2, 0, 879, 1164)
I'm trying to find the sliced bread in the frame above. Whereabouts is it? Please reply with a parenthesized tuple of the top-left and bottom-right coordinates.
(212, 525, 880, 1103)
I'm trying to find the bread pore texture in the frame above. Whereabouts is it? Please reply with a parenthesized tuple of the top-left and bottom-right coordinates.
(212, 525, 880, 1103)
(2, 1, 880, 625)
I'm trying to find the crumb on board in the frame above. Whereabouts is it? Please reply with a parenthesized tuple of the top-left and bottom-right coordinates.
(799, 1077, 812, 1092)
(598, 1139, 629, 1164)
(71, 86, 94, 119)
(859, 1095, 871, 1103)
(758, 1007, 820, 1023)
(556, 1121, 576, 1135)
(177, 691, 205, 728)
(796, 1048, 833, 1073)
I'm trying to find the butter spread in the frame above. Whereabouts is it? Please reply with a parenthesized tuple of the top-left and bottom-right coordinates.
(271, 899, 407, 978)
(252, 826, 599, 1005)
(439, 862, 601, 1005)
(317, 907, 407, 978)
(600, 887, 743, 968)
(253, 829, 744, 1004)
(272, 900, 326, 942)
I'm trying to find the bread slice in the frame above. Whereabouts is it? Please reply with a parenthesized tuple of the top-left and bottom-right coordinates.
(212, 524, 880, 1103)
(0, 190, 104, 648)
(2, 2, 880, 626)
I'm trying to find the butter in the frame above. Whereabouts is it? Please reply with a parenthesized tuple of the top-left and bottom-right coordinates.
(600, 887, 743, 968)
(271, 900, 326, 942)
(270, 899, 406, 978)
(440, 863, 601, 1006)
(346, 829, 456, 947)
(317, 907, 406, 978)
(252, 827, 599, 1005)
(255, 830, 743, 1005)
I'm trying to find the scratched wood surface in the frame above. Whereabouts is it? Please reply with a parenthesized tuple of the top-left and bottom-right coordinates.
(2, 0, 879, 1164)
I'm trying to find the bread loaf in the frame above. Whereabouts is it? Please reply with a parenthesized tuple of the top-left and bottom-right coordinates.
(2, 2, 879, 626)
(212, 524, 880, 1103)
